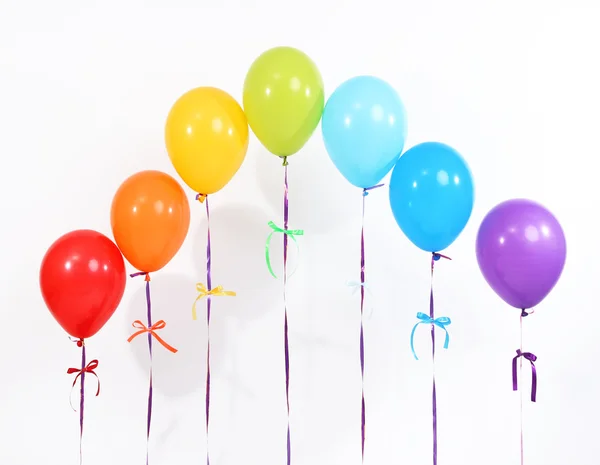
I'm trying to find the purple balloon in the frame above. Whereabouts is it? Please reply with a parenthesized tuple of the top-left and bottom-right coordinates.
(476, 199, 566, 310)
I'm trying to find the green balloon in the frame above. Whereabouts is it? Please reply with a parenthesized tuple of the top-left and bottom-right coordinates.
(243, 47, 324, 159)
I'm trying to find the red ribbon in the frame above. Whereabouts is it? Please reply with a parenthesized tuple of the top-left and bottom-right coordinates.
(67, 360, 100, 397)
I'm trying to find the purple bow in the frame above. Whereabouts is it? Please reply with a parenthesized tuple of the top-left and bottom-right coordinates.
(512, 349, 538, 402)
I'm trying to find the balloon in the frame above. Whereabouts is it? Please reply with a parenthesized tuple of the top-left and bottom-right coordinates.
(243, 46, 324, 158)
(40, 229, 126, 339)
(389, 142, 474, 252)
(322, 76, 407, 188)
(476, 199, 566, 310)
(111, 170, 190, 273)
(165, 87, 249, 195)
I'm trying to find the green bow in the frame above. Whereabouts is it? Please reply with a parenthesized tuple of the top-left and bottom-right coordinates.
(265, 221, 304, 278)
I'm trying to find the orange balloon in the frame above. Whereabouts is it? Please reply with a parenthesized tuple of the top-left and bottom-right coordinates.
(111, 170, 190, 273)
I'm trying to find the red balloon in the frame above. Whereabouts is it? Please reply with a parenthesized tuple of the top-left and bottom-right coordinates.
(40, 229, 127, 339)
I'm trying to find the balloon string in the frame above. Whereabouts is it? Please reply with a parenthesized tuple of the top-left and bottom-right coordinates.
(130, 271, 154, 465)
(360, 192, 366, 463)
(514, 309, 538, 465)
(145, 277, 153, 465)
(79, 343, 86, 465)
(283, 164, 291, 465)
(67, 339, 101, 465)
(358, 183, 382, 462)
(429, 252, 450, 465)
(520, 311, 524, 465)
(430, 255, 438, 465)
(205, 195, 212, 465)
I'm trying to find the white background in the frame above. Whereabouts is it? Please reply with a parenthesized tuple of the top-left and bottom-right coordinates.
(0, 1, 597, 464)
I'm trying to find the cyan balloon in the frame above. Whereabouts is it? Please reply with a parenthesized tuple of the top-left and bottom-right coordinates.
(321, 76, 407, 189)
(389, 142, 474, 252)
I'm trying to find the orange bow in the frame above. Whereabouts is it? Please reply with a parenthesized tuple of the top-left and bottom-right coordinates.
(67, 360, 100, 396)
(127, 320, 178, 353)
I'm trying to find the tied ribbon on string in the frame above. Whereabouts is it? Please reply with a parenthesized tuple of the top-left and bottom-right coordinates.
(129, 271, 176, 465)
(347, 281, 375, 320)
(265, 221, 303, 279)
(410, 313, 451, 361)
(356, 183, 384, 462)
(271, 162, 294, 465)
(515, 308, 537, 465)
(512, 349, 538, 402)
(194, 193, 236, 465)
(192, 283, 236, 321)
(128, 320, 178, 353)
(428, 252, 451, 465)
(66, 339, 100, 465)
(67, 360, 101, 402)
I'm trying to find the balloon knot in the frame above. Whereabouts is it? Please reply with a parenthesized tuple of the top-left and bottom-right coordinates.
(282, 156, 289, 167)
(196, 193, 207, 203)
(521, 309, 532, 317)
(433, 253, 441, 261)
(144, 273, 151, 282)
(76, 339, 84, 348)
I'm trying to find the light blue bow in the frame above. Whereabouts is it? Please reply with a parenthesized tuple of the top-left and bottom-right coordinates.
(410, 312, 451, 360)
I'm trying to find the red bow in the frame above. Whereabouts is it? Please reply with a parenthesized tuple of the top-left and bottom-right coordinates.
(67, 360, 100, 396)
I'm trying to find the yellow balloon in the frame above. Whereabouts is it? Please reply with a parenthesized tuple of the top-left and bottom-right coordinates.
(165, 87, 249, 195)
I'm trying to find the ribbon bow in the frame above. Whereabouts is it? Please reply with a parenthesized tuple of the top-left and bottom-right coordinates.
(127, 320, 178, 353)
(410, 312, 451, 360)
(512, 349, 538, 402)
(265, 220, 304, 279)
(67, 360, 100, 397)
(347, 280, 369, 295)
(192, 283, 236, 320)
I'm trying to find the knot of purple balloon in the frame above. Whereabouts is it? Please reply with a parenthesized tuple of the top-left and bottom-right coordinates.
(362, 184, 384, 196)
(512, 349, 538, 402)
(520, 309, 534, 318)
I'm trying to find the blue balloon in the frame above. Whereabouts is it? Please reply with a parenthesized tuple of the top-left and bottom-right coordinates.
(322, 76, 407, 189)
(389, 142, 474, 252)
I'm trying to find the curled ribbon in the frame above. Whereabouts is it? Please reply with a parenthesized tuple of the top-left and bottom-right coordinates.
(67, 359, 100, 413)
(127, 320, 178, 353)
(265, 220, 304, 279)
(347, 281, 374, 319)
(192, 283, 236, 320)
(67, 360, 100, 397)
(512, 349, 538, 402)
(410, 312, 451, 360)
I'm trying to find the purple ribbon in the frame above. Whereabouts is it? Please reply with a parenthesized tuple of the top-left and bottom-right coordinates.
(130, 271, 153, 465)
(512, 349, 538, 402)
(79, 343, 85, 464)
(283, 163, 291, 465)
(200, 194, 213, 465)
(358, 184, 383, 462)
(73, 340, 87, 465)
(67, 338, 101, 465)
(429, 252, 450, 465)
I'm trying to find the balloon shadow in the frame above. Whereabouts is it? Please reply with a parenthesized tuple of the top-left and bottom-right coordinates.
(127, 273, 222, 398)
(254, 136, 356, 235)
(192, 202, 279, 326)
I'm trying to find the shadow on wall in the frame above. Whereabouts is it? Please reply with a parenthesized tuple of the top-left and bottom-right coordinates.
(193, 202, 280, 327)
(254, 138, 356, 235)
(127, 272, 223, 398)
